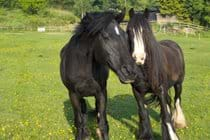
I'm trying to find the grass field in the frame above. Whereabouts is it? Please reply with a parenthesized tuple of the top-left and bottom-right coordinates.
(0, 8, 79, 28)
(0, 32, 210, 140)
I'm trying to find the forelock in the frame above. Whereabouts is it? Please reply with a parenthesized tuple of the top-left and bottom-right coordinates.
(74, 11, 118, 37)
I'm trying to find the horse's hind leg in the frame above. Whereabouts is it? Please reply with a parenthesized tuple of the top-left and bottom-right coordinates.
(95, 90, 109, 140)
(159, 86, 179, 140)
(69, 92, 89, 140)
(172, 83, 187, 128)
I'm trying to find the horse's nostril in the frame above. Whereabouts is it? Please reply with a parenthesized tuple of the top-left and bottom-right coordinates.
(132, 54, 137, 60)
(136, 61, 142, 65)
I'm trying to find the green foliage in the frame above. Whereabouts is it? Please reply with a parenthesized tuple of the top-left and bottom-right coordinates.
(0, 8, 79, 27)
(44, 8, 79, 24)
(0, 0, 209, 26)
(0, 0, 19, 8)
(184, 0, 210, 26)
(18, 0, 48, 14)
(72, 0, 93, 17)
(48, 0, 74, 9)
(204, 4, 210, 25)
(127, 0, 159, 10)
(159, 0, 190, 21)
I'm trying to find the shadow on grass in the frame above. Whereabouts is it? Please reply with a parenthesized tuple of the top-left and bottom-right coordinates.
(63, 94, 161, 139)
(107, 94, 161, 140)
(63, 99, 99, 139)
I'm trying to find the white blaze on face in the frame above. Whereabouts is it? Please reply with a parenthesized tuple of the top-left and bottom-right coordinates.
(115, 26, 120, 35)
(132, 27, 146, 65)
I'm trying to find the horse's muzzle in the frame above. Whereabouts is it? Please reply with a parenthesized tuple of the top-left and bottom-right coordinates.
(117, 65, 137, 84)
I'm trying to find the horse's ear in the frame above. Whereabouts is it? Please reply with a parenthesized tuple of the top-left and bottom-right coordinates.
(129, 8, 135, 18)
(144, 8, 149, 19)
(115, 7, 126, 23)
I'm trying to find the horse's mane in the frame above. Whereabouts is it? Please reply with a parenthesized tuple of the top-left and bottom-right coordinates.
(74, 11, 116, 37)
(128, 13, 166, 90)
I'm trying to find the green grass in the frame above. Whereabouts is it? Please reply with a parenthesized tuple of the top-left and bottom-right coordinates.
(0, 32, 210, 139)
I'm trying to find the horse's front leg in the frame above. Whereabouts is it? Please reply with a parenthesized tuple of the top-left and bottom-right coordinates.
(132, 87, 153, 140)
(95, 89, 109, 140)
(158, 86, 179, 140)
(69, 92, 89, 140)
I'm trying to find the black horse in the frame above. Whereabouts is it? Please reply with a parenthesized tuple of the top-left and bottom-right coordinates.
(60, 9, 138, 140)
(126, 8, 186, 140)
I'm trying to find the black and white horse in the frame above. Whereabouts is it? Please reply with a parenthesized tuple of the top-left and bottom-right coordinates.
(127, 8, 186, 140)
(60, 9, 139, 140)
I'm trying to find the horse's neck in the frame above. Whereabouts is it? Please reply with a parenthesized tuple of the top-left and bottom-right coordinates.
(72, 36, 94, 70)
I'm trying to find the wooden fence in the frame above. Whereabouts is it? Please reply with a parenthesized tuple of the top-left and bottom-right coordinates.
(0, 24, 77, 32)
(0, 22, 208, 38)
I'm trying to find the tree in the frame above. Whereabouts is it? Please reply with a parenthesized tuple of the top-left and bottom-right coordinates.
(0, 0, 19, 8)
(73, 0, 93, 18)
(48, 0, 74, 10)
(18, 0, 48, 14)
(159, 0, 190, 21)
(185, 0, 210, 26)
(126, 0, 159, 11)
(203, 1, 210, 26)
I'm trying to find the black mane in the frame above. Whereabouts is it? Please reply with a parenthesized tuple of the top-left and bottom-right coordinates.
(74, 11, 117, 37)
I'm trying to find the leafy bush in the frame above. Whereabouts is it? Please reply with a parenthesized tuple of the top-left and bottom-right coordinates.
(0, 8, 79, 28)
(18, 0, 48, 14)
(44, 8, 79, 24)
(0, 0, 19, 8)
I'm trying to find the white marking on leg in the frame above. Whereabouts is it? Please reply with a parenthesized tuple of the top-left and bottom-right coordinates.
(167, 104, 171, 114)
(166, 123, 179, 140)
(172, 98, 187, 128)
(96, 128, 102, 140)
(96, 113, 102, 139)
(114, 26, 120, 35)
(132, 27, 146, 65)
(97, 113, 100, 118)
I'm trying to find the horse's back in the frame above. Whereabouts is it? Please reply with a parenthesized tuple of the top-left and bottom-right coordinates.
(159, 40, 185, 85)
(159, 40, 182, 52)
(159, 40, 184, 63)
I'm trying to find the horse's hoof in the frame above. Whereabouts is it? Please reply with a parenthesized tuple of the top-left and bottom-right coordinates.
(96, 128, 103, 140)
(96, 128, 109, 140)
(174, 122, 187, 129)
(137, 131, 154, 140)
(82, 134, 90, 140)
(82, 128, 90, 140)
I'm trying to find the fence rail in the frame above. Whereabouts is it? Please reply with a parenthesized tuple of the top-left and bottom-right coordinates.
(0, 24, 77, 32)
(0, 22, 208, 35)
